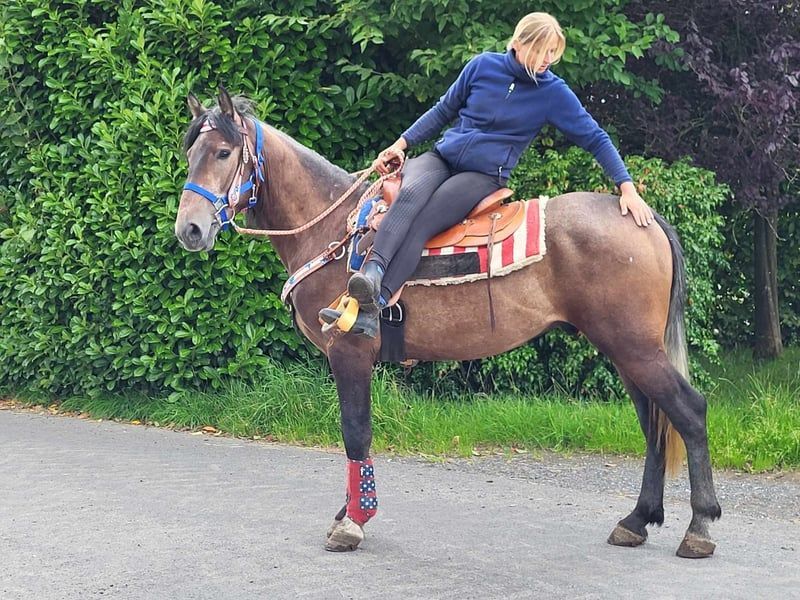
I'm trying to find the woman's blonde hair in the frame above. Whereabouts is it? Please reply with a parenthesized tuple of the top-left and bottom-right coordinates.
(506, 13, 566, 79)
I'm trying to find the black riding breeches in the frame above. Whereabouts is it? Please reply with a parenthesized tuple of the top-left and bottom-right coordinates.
(369, 150, 504, 301)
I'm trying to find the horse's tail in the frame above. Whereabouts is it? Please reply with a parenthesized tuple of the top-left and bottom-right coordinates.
(653, 213, 688, 478)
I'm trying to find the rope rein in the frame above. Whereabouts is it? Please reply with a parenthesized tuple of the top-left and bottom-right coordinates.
(230, 138, 405, 237)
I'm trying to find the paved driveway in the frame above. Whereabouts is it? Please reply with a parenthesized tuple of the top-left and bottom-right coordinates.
(1, 408, 797, 599)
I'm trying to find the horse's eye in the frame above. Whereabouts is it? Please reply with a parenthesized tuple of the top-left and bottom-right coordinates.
(217, 149, 231, 159)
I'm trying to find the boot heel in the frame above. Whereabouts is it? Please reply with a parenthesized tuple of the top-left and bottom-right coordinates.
(347, 273, 374, 305)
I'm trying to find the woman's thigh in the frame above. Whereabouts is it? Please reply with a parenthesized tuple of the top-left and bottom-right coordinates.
(370, 151, 451, 261)
(402, 150, 450, 180)
(378, 170, 502, 295)
(393, 150, 451, 204)
(410, 170, 503, 238)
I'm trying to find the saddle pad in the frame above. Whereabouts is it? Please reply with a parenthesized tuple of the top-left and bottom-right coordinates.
(407, 196, 548, 287)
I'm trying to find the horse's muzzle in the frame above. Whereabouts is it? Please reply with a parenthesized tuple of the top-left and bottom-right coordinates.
(176, 218, 217, 252)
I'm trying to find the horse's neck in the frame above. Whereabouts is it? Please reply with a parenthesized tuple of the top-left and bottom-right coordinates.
(255, 127, 362, 272)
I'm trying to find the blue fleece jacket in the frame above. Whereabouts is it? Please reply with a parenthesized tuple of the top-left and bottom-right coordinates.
(401, 50, 632, 185)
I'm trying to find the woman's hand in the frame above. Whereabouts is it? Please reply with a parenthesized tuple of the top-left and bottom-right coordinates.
(619, 181, 654, 227)
(373, 137, 408, 175)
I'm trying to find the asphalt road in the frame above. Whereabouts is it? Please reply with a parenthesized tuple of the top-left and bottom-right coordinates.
(1, 408, 798, 600)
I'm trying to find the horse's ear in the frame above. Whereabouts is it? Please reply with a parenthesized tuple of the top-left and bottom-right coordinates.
(218, 85, 235, 118)
(187, 93, 206, 119)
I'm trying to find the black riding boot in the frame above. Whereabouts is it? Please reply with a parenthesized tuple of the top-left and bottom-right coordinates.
(347, 260, 384, 310)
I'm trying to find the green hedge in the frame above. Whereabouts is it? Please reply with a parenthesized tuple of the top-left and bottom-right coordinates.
(0, 0, 728, 398)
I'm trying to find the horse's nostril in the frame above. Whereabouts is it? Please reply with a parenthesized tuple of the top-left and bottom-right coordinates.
(185, 222, 203, 243)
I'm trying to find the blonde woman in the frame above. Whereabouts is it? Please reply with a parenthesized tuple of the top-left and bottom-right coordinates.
(331, 12, 654, 337)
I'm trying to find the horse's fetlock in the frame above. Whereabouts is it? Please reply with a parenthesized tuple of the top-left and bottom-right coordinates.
(646, 507, 665, 526)
(691, 498, 722, 522)
(707, 502, 722, 521)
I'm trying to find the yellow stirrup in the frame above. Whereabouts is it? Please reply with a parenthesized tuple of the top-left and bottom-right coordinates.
(336, 296, 360, 332)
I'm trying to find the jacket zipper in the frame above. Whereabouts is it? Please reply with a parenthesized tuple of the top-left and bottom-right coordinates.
(498, 81, 515, 182)
(497, 81, 517, 180)
(499, 146, 514, 184)
(505, 81, 515, 99)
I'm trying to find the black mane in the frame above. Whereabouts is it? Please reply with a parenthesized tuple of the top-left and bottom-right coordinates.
(182, 96, 255, 152)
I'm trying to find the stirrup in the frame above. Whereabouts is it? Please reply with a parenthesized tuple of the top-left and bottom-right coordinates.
(320, 295, 360, 333)
(318, 295, 379, 338)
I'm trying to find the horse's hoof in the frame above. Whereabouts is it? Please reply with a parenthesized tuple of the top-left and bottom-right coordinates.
(326, 518, 341, 539)
(607, 523, 647, 547)
(676, 533, 716, 558)
(324, 516, 364, 552)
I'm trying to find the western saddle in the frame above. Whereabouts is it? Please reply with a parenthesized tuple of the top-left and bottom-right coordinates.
(364, 174, 524, 250)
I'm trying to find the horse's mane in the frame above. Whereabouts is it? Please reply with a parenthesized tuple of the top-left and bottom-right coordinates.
(272, 127, 356, 190)
(182, 96, 256, 152)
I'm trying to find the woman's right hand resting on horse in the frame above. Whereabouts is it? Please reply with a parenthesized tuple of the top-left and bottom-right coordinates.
(373, 137, 408, 175)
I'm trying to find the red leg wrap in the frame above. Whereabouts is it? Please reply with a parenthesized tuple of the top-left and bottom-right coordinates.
(346, 458, 378, 526)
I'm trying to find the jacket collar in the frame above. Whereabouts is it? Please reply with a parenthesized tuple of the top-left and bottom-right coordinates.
(503, 49, 554, 83)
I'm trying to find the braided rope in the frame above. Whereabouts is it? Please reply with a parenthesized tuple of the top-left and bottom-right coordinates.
(231, 151, 405, 238)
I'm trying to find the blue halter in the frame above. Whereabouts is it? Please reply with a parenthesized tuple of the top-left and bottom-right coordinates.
(182, 116, 266, 231)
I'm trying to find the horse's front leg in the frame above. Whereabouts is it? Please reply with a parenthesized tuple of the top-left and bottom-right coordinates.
(325, 336, 379, 552)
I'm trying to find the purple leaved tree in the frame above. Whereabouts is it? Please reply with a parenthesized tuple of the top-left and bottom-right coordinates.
(604, 1, 799, 358)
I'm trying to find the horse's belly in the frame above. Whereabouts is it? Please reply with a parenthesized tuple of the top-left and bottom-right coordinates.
(400, 267, 560, 361)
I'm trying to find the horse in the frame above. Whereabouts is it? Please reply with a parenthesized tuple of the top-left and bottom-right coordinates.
(174, 87, 721, 558)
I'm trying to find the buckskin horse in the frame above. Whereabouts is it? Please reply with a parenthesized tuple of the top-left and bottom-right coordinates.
(174, 88, 721, 558)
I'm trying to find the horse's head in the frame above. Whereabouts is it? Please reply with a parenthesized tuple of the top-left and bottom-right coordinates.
(175, 87, 264, 251)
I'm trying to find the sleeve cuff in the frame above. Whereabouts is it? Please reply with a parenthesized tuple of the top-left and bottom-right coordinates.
(400, 129, 418, 148)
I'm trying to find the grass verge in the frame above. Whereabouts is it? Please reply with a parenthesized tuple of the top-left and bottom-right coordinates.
(5, 348, 799, 471)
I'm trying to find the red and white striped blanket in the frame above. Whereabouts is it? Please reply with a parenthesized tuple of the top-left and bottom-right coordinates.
(407, 196, 548, 286)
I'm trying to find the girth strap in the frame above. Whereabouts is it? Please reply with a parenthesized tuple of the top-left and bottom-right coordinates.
(485, 212, 501, 331)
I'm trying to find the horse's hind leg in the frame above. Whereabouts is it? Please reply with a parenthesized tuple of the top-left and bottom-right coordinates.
(620, 353, 721, 558)
(607, 372, 665, 547)
(324, 337, 379, 552)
